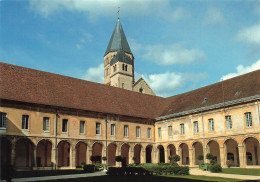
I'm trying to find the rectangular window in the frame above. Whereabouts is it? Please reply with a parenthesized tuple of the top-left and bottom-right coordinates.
(22, 115, 29, 130)
(136, 126, 140, 138)
(180, 124, 184, 135)
(122, 83, 124, 89)
(0, 112, 7, 129)
(124, 125, 128, 137)
(245, 112, 252, 128)
(225, 115, 232, 129)
(96, 122, 101, 135)
(111, 124, 115, 136)
(43, 117, 50, 131)
(194, 121, 198, 134)
(158, 127, 162, 138)
(80, 121, 85, 134)
(62, 119, 68, 132)
(208, 118, 214, 131)
(147, 128, 151, 139)
(168, 126, 172, 137)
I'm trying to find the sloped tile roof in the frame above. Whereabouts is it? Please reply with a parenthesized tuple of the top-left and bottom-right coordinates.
(1, 62, 259, 120)
(0, 62, 165, 119)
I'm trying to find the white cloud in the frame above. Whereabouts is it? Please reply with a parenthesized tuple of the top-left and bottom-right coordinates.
(143, 44, 206, 66)
(29, 0, 190, 22)
(203, 7, 226, 24)
(82, 63, 104, 83)
(221, 59, 260, 80)
(167, 7, 191, 21)
(236, 23, 260, 46)
(139, 72, 207, 97)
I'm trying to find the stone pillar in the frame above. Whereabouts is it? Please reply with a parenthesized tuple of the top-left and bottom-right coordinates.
(220, 146, 226, 167)
(102, 147, 107, 164)
(176, 149, 181, 165)
(71, 148, 76, 168)
(87, 149, 92, 164)
(11, 143, 16, 167)
(154, 149, 158, 163)
(34, 146, 37, 168)
(51, 147, 57, 168)
(238, 145, 246, 168)
(205, 145, 210, 164)
(189, 148, 194, 166)
(129, 148, 133, 164)
(141, 148, 145, 164)
(165, 148, 168, 163)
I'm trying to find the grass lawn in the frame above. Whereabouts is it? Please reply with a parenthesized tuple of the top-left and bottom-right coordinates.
(222, 168, 260, 176)
(164, 175, 242, 182)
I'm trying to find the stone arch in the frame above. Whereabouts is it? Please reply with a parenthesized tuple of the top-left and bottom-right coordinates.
(157, 145, 165, 163)
(121, 143, 130, 167)
(107, 143, 117, 167)
(167, 144, 176, 162)
(145, 144, 153, 163)
(242, 135, 260, 145)
(36, 139, 52, 167)
(179, 143, 189, 165)
(192, 141, 203, 165)
(92, 142, 103, 163)
(243, 137, 260, 166)
(224, 138, 240, 167)
(57, 140, 70, 167)
(15, 137, 35, 169)
(75, 142, 87, 167)
(207, 140, 221, 164)
(133, 144, 142, 164)
(1, 137, 12, 166)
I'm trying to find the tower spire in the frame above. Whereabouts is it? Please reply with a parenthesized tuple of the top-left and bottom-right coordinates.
(117, 6, 120, 20)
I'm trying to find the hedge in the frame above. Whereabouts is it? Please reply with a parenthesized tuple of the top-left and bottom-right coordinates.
(107, 164, 189, 176)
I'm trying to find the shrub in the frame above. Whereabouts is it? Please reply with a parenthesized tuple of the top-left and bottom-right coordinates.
(90, 156, 96, 163)
(198, 154, 204, 161)
(83, 165, 95, 173)
(172, 155, 180, 163)
(115, 156, 123, 162)
(102, 157, 107, 161)
(226, 160, 232, 168)
(206, 153, 214, 160)
(209, 163, 222, 173)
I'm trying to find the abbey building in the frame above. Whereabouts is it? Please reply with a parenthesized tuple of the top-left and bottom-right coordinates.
(0, 18, 259, 170)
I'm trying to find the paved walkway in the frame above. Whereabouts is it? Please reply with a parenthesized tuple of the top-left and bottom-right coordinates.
(2, 171, 107, 182)
(190, 168, 260, 180)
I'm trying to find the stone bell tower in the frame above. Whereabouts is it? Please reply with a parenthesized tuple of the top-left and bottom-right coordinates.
(104, 17, 135, 91)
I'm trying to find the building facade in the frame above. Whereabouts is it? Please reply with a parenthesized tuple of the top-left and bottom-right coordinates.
(0, 19, 260, 170)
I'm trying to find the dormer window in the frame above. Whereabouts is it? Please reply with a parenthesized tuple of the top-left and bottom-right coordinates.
(202, 98, 208, 103)
(235, 91, 242, 96)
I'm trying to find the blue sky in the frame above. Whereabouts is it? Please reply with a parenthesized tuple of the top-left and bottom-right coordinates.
(1, 0, 260, 97)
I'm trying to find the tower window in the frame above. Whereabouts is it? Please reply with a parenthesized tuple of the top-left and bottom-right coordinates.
(122, 83, 124, 88)
(122, 64, 125, 70)
(139, 88, 143, 93)
(113, 65, 117, 72)
(125, 65, 127, 71)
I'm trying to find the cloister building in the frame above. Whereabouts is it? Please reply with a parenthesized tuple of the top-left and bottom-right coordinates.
(0, 18, 260, 170)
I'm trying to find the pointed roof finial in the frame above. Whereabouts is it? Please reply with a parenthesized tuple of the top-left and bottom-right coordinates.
(117, 6, 120, 20)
